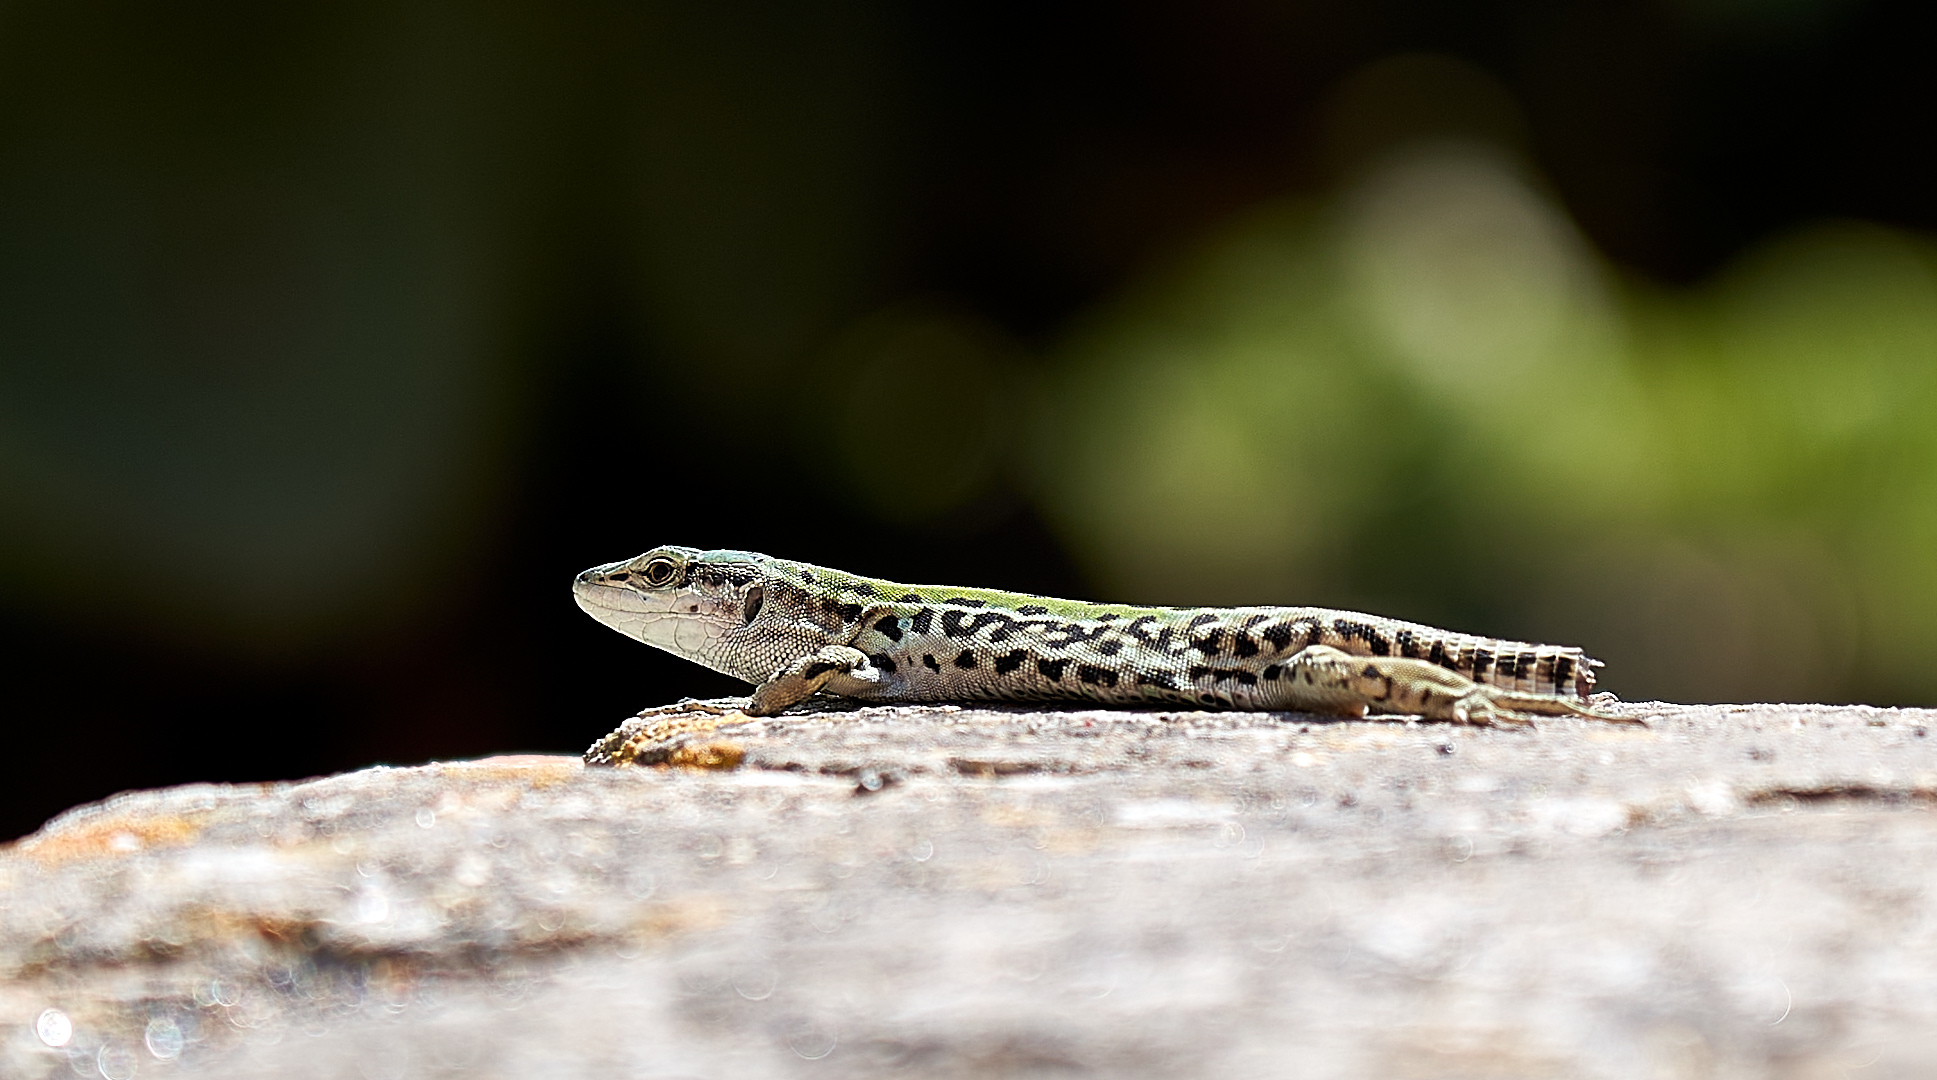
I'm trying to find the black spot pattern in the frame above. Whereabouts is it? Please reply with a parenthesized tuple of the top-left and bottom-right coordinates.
(993, 649, 1027, 674)
(1016, 604, 1048, 615)
(802, 661, 838, 680)
(922, 654, 941, 673)
(943, 597, 986, 608)
(1097, 640, 1122, 656)
(1076, 665, 1119, 687)
(954, 650, 977, 669)
(1394, 629, 1418, 658)
(1190, 665, 1259, 686)
(1041, 621, 1114, 649)
(1262, 664, 1283, 680)
(910, 609, 934, 635)
(1331, 618, 1391, 656)
(825, 599, 864, 624)
(1471, 647, 1493, 679)
(1136, 672, 1177, 689)
(1036, 658, 1067, 681)
(898, 593, 924, 603)
(869, 653, 897, 674)
(942, 610, 1015, 640)
(1125, 616, 1177, 655)
(1189, 626, 1225, 657)
(1233, 615, 1268, 658)
(872, 615, 903, 642)
(1260, 624, 1294, 651)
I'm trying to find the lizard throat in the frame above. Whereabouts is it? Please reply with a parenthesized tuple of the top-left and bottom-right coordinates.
(572, 581, 735, 660)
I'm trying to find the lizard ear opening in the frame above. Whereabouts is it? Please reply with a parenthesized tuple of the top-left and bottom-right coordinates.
(743, 586, 764, 624)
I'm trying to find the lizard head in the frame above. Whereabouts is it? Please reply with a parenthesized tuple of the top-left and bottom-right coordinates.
(572, 546, 778, 676)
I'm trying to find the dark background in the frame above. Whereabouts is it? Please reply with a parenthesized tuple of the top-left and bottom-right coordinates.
(5, 0, 1936, 841)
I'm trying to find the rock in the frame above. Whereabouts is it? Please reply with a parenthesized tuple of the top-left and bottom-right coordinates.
(5, 701, 1937, 1078)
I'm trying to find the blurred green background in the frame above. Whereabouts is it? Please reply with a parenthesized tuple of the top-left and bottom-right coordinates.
(4, 0, 1936, 837)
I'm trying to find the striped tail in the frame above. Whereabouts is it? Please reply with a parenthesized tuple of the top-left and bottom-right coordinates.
(1326, 620, 1601, 700)
(1417, 633, 1600, 699)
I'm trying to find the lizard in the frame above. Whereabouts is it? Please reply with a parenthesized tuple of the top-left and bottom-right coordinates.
(573, 546, 1637, 761)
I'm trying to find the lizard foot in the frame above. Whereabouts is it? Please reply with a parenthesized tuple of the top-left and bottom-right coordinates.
(1442, 686, 1646, 728)
(584, 697, 756, 767)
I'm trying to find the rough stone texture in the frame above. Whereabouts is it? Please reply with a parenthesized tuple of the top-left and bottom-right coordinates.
(5, 700, 1937, 1079)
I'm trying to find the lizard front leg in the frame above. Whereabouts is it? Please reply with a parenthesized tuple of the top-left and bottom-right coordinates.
(746, 645, 888, 716)
(1267, 645, 1641, 727)
(588, 648, 888, 766)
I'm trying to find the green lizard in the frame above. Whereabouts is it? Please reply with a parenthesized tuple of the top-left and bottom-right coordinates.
(574, 546, 1635, 737)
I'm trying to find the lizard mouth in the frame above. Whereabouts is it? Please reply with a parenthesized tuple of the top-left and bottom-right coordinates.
(573, 579, 731, 656)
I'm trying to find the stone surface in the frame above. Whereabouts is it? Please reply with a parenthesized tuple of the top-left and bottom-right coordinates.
(5, 700, 1937, 1079)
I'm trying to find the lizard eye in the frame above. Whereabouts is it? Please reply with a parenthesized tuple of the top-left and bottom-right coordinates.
(639, 557, 679, 587)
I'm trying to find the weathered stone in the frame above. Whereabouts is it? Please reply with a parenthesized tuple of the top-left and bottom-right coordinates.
(5, 700, 1937, 1078)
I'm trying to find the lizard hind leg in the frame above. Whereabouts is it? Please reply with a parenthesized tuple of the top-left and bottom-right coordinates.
(1267, 645, 1642, 728)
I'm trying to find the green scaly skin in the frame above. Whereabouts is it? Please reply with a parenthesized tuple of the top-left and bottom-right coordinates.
(573, 546, 1636, 741)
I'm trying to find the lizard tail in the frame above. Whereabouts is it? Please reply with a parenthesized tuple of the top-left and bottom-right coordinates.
(1447, 637, 1599, 700)
(1371, 626, 1601, 700)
